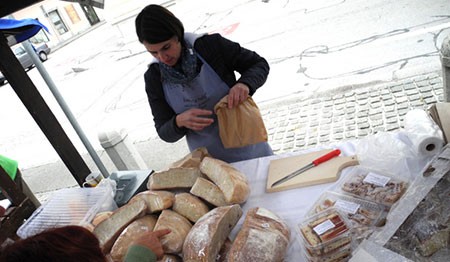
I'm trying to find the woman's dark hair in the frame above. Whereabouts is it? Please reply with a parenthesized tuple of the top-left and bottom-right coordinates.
(135, 4, 184, 44)
(0, 226, 106, 262)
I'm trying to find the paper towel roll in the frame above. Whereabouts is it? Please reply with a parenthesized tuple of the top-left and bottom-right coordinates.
(403, 109, 444, 156)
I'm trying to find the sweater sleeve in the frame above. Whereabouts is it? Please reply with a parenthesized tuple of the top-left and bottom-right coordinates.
(194, 33, 270, 96)
(144, 65, 188, 142)
(124, 245, 157, 262)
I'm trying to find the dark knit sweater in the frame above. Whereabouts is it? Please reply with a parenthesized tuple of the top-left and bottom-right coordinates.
(144, 33, 269, 142)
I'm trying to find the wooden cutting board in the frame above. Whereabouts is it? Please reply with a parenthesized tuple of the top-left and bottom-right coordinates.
(266, 149, 359, 193)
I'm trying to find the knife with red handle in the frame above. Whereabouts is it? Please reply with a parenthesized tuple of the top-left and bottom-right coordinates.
(271, 149, 341, 188)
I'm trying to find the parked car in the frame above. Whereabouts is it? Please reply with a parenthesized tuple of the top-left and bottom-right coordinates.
(0, 43, 51, 86)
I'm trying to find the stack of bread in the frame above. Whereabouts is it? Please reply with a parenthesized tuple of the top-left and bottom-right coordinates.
(88, 148, 291, 262)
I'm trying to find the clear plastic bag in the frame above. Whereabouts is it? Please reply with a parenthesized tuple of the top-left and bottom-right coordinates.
(355, 132, 413, 180)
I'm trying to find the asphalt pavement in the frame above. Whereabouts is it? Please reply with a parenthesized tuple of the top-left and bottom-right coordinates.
(1, 0, 448, 203)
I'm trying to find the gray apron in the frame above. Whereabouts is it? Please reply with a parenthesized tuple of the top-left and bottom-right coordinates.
(162, 55, 273, 163)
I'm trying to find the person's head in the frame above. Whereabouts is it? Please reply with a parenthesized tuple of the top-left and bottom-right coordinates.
(0, 226, 106, 262)
(135, 4, 184, 66)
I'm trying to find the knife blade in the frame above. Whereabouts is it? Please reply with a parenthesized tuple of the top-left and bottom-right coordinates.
(271, 149, 341, 188)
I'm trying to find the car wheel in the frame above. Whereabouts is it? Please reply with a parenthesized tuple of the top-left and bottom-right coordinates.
(39, 52, 48, 61)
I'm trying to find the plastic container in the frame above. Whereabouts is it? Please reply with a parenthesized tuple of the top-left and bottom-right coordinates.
(308, 191, 385, 240)
(337, 167, 408, 209)
(298, 207, 353, 257)
(302, 242, 352, 262)
(17, 186, 117, 238)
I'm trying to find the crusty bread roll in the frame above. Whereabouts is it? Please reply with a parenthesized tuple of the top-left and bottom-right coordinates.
(190, 177, 228, 207)
(93, 199, 147, 254)
(170, 147, 210, 168)
(110, 215, 158, 262)
(148, 167, 203, 190)
(172, 193, 210, 223)
(129, 190, 175, 214)
(199, 157, 250, 204)
(228, 207, 290, 262)
(183, 204, 243, 262)
(153, 210, 192, 254)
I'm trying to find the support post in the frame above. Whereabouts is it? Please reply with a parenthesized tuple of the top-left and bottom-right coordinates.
(0, 33, 91, 186)
(98, 129, 148, 171)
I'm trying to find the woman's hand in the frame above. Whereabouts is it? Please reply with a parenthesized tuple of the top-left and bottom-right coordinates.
(176, 108, 214, 131)
(228, 83, 250, 109)
(132, 229, 171, 259)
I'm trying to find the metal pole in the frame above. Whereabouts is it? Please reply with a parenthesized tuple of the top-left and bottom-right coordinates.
(22, 40, 110, 178)
(440, 35, 450, 102)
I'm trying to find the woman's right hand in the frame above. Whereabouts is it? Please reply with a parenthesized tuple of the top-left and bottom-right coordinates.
(176, 108, 214, 131)
(131, 229, 171, 259)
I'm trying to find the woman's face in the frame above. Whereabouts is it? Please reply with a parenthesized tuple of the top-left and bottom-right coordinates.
(144, 36, 181, 67)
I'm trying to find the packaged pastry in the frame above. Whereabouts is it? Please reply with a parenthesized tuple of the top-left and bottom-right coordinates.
(302, 243, 352, 262)
(339, 168, 408, 208)
(298, 208, 353, 257)
(308, 191, 385, 240)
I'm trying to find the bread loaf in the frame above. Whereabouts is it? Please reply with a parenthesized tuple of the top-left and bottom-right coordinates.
(159, 254, 183, 262)
(110, 215, 158, 262)
(148, 167, 203, 190)
(216, 238, 232, 262)
(228, 207, 290, 262)
(153, 210, 192, 254)
(199, 157, 250, 204)
(190, 177, 228, 207)
(183, 204, 243, 262)
(172, 193, 210, 223)
(129, 190, 175, 214)
(93, 199, 147, 254)
(92, 211, 113, 227)
(170, 147, 210, 168)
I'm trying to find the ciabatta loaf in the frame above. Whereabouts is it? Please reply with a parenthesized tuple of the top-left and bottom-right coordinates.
(183, 205, 243, 262)
(148, 167, 203, 190)
(170, 147, 210, 168)
(228, 207, 290, 262)
(93, 199, 147, 254)
(199, 157, 250, 204)
(172, 193, 210, 223)
(153, 210, 192, 254)
(129, 190, 174, 214)
(110, 215, 158, 262)
(190, 177, 228, 207)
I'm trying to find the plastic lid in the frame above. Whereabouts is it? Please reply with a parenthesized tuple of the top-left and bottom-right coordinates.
(17, 186, 116, 238)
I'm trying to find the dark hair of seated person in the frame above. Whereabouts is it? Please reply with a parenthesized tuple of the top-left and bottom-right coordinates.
(0, 225, 106, 262)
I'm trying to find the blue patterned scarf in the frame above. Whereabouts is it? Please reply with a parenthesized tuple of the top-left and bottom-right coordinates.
(159, 41, 199, 84)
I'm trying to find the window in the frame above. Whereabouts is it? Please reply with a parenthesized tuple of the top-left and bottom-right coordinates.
(48, 10, 68, 35)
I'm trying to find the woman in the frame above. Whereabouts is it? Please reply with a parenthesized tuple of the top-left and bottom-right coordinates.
(135, 4, 273, 163)
(0, 226, 170, 262)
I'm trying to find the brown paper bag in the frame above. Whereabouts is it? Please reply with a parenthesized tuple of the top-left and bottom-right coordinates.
(214, 95, 268, 148)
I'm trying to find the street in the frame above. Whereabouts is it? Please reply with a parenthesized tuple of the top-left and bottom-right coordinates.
(1, 0, 450, 169)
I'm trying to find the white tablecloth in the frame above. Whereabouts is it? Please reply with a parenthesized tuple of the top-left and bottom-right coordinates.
(230, 142, 359, 261)
(229, 137, 437, 261)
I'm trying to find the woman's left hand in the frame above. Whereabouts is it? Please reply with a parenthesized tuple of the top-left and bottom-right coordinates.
(228, 83, 250, 109)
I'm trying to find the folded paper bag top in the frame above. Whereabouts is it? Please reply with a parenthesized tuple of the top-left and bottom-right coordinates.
(214, 95, 268, 148)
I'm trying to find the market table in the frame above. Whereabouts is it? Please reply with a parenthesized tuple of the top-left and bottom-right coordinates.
(229, 136, 446, 261)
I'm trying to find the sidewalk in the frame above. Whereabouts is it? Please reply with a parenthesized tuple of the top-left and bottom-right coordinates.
(261, 71, 444, 153)
(21, 70, 444, 202)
